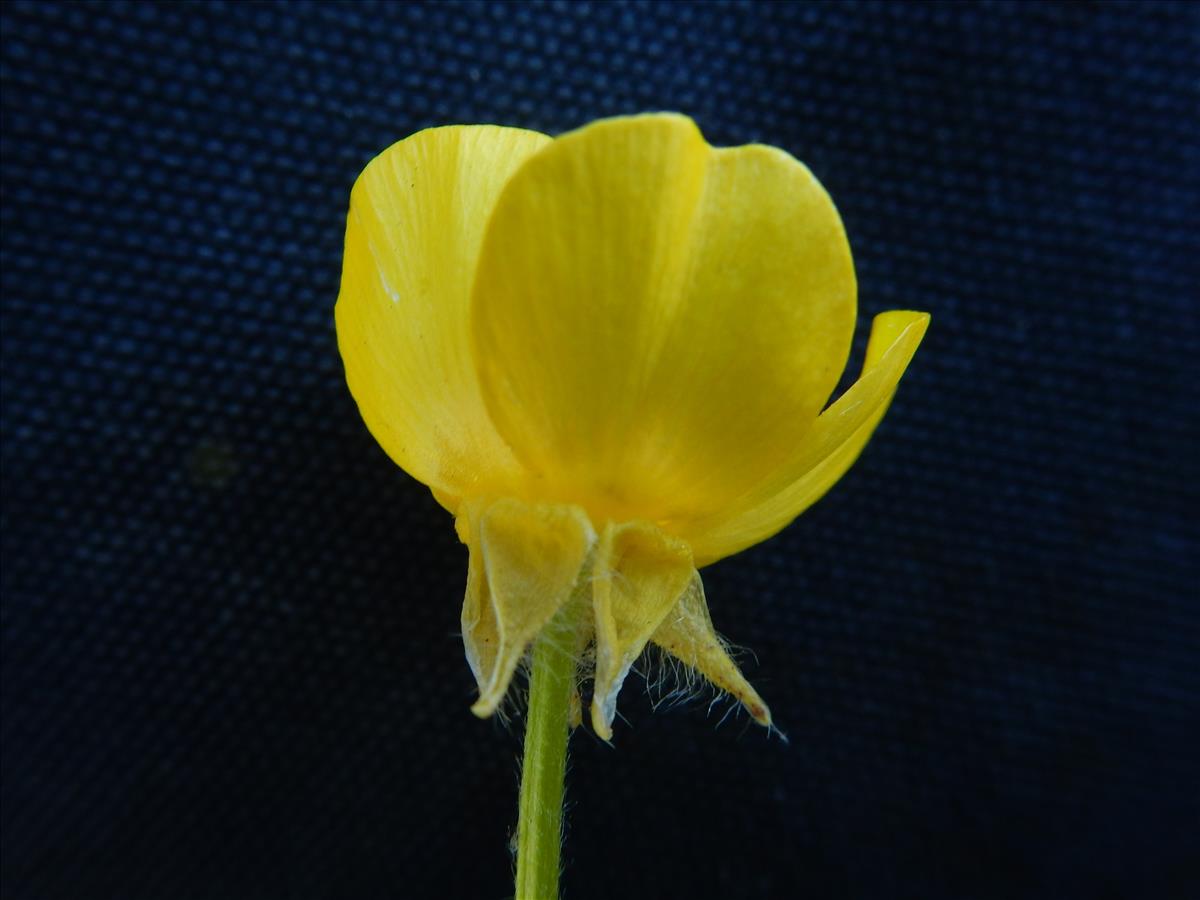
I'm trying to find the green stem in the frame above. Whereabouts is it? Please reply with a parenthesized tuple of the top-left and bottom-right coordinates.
(515, 594, 585, 900)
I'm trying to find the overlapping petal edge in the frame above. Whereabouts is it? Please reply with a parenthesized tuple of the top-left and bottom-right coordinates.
(335, 113, 929, 740)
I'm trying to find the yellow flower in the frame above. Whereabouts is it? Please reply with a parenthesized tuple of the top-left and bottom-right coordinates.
(336, 114, 928, 740)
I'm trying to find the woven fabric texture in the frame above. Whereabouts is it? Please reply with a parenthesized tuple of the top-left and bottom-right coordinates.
(2, 2, 1198, 898)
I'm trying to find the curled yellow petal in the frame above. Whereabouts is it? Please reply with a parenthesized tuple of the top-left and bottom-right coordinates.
(336, 125, 550, 510)
(460, 499, 595, 717)
(590, 520, 695, 740)
(685, 311, 931, 566)
(471, 113, 856, 526)
(651, 574, 771, 727)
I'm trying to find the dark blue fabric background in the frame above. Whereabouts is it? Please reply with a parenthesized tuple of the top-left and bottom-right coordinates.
(2, 2, 1198, 898)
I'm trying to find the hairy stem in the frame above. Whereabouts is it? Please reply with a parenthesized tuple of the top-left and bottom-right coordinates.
(514, 593, 586, 900)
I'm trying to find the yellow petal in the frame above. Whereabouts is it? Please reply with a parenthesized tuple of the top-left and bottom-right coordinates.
(470, 113, 856, 525)
(685, 311, 930, 566)
(336, 125, 551, 509)
(651, 574, 771, 727)
(590, 520, 695, 740)
(461, 499, 595, 717)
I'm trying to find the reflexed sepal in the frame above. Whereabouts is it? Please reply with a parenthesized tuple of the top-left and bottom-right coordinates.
(590, 520, 695, 740)
(650, 573, 772, 727)
(459, 499, 595, 717)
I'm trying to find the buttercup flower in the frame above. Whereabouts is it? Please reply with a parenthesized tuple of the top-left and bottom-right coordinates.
(336, 114, 928, 740)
